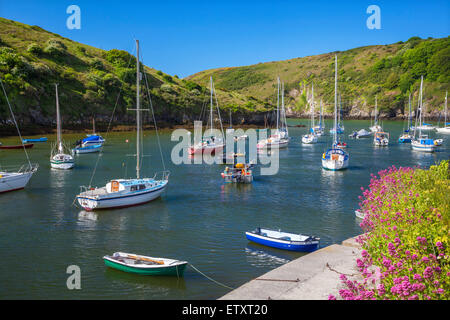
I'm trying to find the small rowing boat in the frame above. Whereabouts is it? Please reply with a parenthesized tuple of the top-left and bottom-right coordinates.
(22, 137, 47, 143)
(0, 143, 34, 149)
(245, 227, 320, 252)
(103, 252, 188, 276)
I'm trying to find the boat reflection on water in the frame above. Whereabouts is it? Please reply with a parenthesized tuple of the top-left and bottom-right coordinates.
(78, 210, 98, 222)
(104, 265, 187, 292)
(245, 242, 305, 269)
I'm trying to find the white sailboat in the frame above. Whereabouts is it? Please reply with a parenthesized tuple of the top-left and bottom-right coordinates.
(369, 96, 382, 133)
(0, 78, 38, 193)
(312, 99, 325, 136)
(302, 83, 318, 144)
(436, 91, 450, 134)
(76, 40, 169, 211)
(188, 76, 225, 155)
(50, 84, 75, 169)
(411, 76, 436, 153)
(398, 93, 414, 143)
(322, 55, 349, 171)
(257, 77, 289, 149)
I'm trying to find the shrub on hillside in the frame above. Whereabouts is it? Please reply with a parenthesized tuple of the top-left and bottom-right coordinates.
(27, 43, 42, 55)
(105, 49, 136, 68)
(44, 38, 67, 58)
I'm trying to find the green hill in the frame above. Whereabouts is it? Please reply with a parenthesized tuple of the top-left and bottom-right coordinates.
(0, 17, 269, 134)
(188, 36, 450, 118)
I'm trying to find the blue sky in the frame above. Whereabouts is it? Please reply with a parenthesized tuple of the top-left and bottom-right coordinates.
(0, 1, 448, 77)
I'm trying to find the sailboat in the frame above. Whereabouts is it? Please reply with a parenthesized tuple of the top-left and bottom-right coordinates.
(75, 40, 169, 211)
(411, 76, 436, 153)
(188, 76, 225, 155)
(369, 96, 383, 133)
(398, 93, 414, 143)
(436, 91, 450, 134)
(321, 55, 349, 171)
(50, 84, 75, 169)
(312, 99, 325, 136)
(0, 78, 38, 193)
(302, 83, 318, 144)
(257, 77, 289, 149)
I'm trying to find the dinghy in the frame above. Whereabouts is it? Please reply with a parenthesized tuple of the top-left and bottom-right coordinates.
(0, 143, 34, 149)
(103, 252, 188, 276)
(22, 137, 47, 143)
(221, 161, 255, 184)
(72, 143, 102, 154)
(245, 228, 320, 252)
(374, 132, 389, 146)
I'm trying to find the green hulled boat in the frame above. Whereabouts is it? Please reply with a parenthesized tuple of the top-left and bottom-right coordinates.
(103, 252, 188, 276)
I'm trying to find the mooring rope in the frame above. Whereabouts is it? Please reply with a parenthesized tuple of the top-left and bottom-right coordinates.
(188, 263, 234, 290)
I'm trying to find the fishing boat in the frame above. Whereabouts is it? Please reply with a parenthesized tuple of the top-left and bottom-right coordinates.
(245, 228, 320, 252)
(302, 83, 318, 144)
(374, 131, 389, 146)
(188, 76, 224, 155)
(322, 55, 349, 171)
(103, 252, 188, 276)
(76, 40, 169, 211)
(50, 84, 75, 170)
(369, 96, 383, 133)
(0, 143, 34, 149)
(257, 78, 289, 149)
(436, 91, 450, 134)
(0, 78, 38, 193)
(411, 76, 436, 153)
(22, 137, 47, 143)
(221, 161, 255, 183)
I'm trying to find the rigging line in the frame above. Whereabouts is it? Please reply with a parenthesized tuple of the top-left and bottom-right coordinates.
(188, 263, 234, 290)
(0, 78, 32, 169)
(87, 45, 136, 188)
(141, 55, 166, 172)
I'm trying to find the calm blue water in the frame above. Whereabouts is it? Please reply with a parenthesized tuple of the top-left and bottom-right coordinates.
(0, 119, 448, 299)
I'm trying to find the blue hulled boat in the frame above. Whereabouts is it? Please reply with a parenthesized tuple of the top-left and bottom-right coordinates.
(22, 137, 47, 143)
(245, 228, 320, 252)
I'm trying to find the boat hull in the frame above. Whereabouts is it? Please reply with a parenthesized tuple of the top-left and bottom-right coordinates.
(0, 171, 34, 193)
(22, 138, 47, 143)
(245, 232, 319, 252)
(104, 258, 187, 276)
(411, 141, 435, 153)
(77, 183, 167, 211)
(72, 144, 102, 154)
(436, 127, 450, 134)
(321, 158, 349, 171)
(188, 145, 224, 155)
(0, 143, 34, 149)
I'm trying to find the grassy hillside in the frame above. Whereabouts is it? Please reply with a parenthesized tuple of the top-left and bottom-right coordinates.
(188, 36, 450, 118)
(0, 17, 269, 132)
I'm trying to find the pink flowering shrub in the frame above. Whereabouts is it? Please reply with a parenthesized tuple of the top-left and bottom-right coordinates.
(332, 160, 449, 300)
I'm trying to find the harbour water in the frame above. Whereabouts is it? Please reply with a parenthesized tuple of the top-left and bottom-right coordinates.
(0, 119, 448, 299)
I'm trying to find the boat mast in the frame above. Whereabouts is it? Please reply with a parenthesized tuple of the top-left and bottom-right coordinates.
(92, 117, 96, 134)
(311, 83, 315, 129)
(319, 99, 323, 128)
(210, 76, 213, 134)
(281, 81, 285, 131)
(374, 95, 378, 126)
(136, 39, 141, 179)
(276, 77, 280, 132)
(334, 55, 337, 145)
(419, 76, 423, 137)
(408, 93, 411, 131)
(445, 91, 448, 127)
(55, 84, 63, 154)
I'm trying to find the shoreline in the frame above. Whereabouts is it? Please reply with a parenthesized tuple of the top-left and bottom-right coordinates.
(0, 116, 443, 137)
